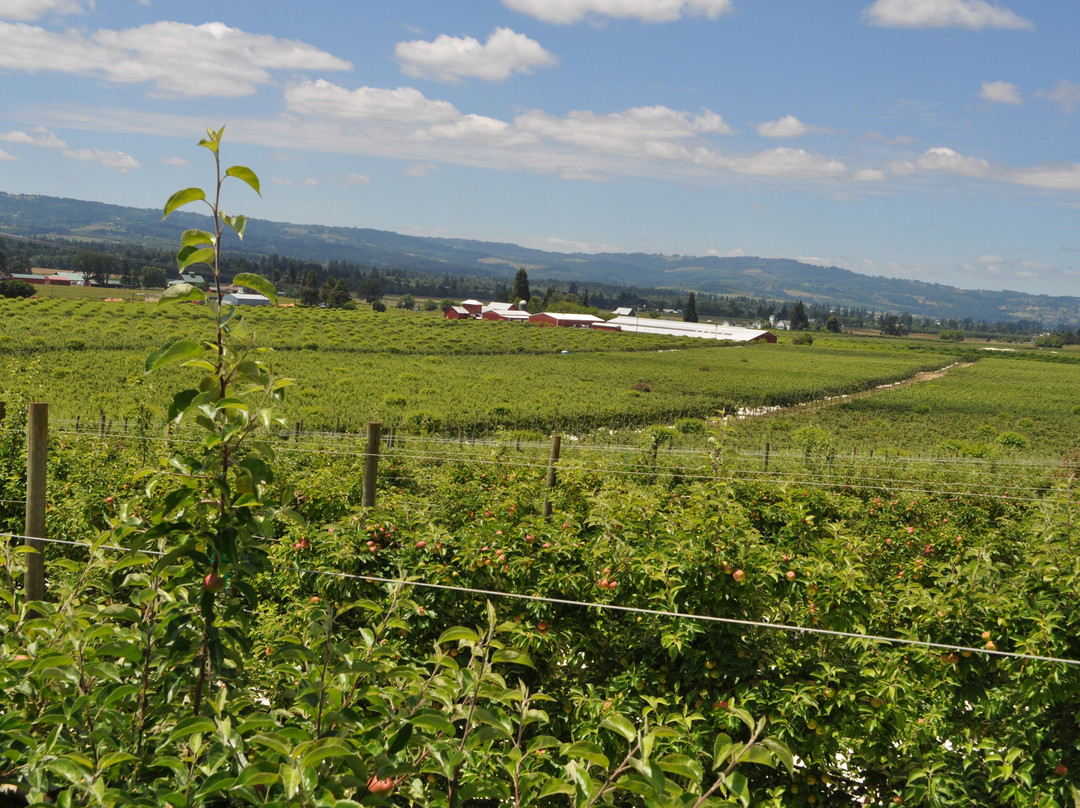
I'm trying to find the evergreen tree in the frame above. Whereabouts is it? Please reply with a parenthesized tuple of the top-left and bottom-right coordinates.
(300, 270, 320, 306)
(327, 278, 353, 309)
(790, 300, 810, 330)
(825, 315, 841, 333)
(320, 276, 337, 304)
(684, 292, 698, 323)
(512, 268, 531, 304)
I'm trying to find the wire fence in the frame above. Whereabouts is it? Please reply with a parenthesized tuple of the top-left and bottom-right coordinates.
(3, 530, 1078, 669)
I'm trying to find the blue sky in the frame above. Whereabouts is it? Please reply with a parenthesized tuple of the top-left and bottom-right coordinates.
(1, 0, 1078, 296)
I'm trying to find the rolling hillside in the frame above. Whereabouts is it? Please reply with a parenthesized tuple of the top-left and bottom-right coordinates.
(1, 191, 1076, 323)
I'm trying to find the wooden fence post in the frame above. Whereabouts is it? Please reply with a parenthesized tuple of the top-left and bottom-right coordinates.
(24, 403, 48, 605)
(363, 422, 381, 508)
(763, 441, 770, 471)
(542, 434, 561, 520)
(0, 401, 5, 424)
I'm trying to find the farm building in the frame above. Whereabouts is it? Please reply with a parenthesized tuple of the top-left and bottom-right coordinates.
(460, 299, 484, 316)
(168, 274, 207, 288)
(444, 305, 473, 320)
(606, 316, 776, 343)
(482, 308, 531, 322)
(222, 292, 271, 306)
(529, 312, 605, 328)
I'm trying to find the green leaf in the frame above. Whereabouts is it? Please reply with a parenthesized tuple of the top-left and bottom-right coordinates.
(411, 712, 456, 736)
(561, 741, 609, 769)
(760, 738, 794, 774)
(146, 341, 203, 373)
(157, 283, 206, 305)
(386, 722, 413, 756)
(525, 735, 563, 754)
(711, 734, 733, 771)
(163, 716, 216, 749)
(177, 245, 216, 271)
(298, 738, 354, 771)
(199, 126, 224, 153)
(437, 626, 479, 645)
(226, 165, 261, 195)
(658, 753, 703, 783)
(168, 389, 200, 422)
(250, 732, 293, 757)
(600, 714, 637, 743)
(223, 214, 248, 240)
(163, 187, 206, 218)
(726, 771, 750, 808)
(491, 648, 534, 668)
(181, 229, 215, 248)
(235, 766, 279, 788)
(537, 777, 575, 799)
(98, 751, 138, 771)
(232, 272, 277, 305)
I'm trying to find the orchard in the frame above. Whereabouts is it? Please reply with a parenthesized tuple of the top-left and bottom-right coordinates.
(1, 130, 1079, 807)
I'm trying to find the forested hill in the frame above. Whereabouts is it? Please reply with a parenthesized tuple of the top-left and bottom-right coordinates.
(1, 191, 1077, 323)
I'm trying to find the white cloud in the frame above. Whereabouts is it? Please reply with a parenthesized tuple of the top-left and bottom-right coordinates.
(914, 146, 1080, 191)
(852, 168, 887, 182)
(539, 236, 622, 253)
(1037, 79, 1080, 114)
(61, 147, 140, 171)
(159, 156, 189, 167)
(977, 254, 1002, 263)
(0, 148, 15, 161)
(916, 146, 993, 178)
(396, 27, 557, 83)
(979, 80, 1021, 104)
(502, 0, 733, 24)
(757, 115, 811, 138)
(695, 147, 848, 179)
(515, 105, 731, 154)
(1006, 163, 1080, 191)
(303, 177, 319, 186)
(0, 0, 90, 22)
(345, 172, 372, 184)
(269, 177, 293, 186)
(285, 80, 461, 124)
(404, 162, 439, 177)
(862, 0, 1034, 30)
(427, 114, 520, 143)
(705, 247, 745, 257)
(0, 126, 66, 148)
(0, 20, 350, 98)
(0, 126, 138, 170)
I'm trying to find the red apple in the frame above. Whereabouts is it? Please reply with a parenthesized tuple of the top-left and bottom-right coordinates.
(203, 573, 225, 593)
(1055, 763, 1068, 777)
(732, 569, 745, 582)
(785, 570, 796, 581)
(367, 775, 394, 795)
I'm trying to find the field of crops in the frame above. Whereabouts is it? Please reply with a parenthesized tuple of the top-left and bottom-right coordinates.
(4, 291, 1080, 807)
(0, 296, 964, 440)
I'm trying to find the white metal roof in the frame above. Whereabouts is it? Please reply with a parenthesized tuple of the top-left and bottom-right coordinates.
(606, 316, 772, 342)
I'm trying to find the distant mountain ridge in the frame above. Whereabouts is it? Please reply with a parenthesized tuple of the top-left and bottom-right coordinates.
(1, 191, 1076, 324)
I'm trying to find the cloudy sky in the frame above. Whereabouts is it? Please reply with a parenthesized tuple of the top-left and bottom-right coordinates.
(1, 0, 1078, 295)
